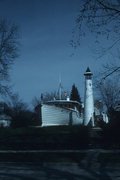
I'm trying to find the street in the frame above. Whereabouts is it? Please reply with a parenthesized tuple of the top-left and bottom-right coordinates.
(0, 150, 119, 179)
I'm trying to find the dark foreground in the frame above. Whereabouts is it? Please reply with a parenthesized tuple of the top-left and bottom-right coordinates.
(0, 150, 120, 180)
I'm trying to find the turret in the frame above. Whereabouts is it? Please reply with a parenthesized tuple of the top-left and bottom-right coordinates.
(84, 67, 94, 126)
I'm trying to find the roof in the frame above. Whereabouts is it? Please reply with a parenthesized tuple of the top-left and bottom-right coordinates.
(0, 114, 11, 120)
(43, 100, 81, 106)
(86, 67, 91, 72)
(84, 67, 93, 76)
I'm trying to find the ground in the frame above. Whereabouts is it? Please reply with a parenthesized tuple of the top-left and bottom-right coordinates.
(0, 150, 120, 180)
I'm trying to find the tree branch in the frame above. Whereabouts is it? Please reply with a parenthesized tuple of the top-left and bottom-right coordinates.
(103, 67, 120, 80)
(97, 0, 120, 13)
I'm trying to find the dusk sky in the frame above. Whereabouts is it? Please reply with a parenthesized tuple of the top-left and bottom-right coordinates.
(0, 0, 112, 105)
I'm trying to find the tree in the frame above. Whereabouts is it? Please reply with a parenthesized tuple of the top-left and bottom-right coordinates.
(70, 84, 81, 103)
(97, 79, 120, 114)
(32, 95, 42, 108)
(71, 0, 120, 77)
(35, 91, 68, 102)
(94, 99, 103, 114)
(0, 19, 19, 94)
(6, 93, 28, 114)
(41, 92, 57, 102)
(5, 93, 33, 128)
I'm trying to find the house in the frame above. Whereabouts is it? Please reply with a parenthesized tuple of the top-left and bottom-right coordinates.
(41, 100, 83, 126)
(0, 114, 11, 127)
(34, 68, 108, 127)
(0, 102, 11, 127)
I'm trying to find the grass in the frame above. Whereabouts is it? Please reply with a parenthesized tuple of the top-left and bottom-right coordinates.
(0, 152, 86, 162)
(0, 126, 90, 150)
(98, 153, 120, 164)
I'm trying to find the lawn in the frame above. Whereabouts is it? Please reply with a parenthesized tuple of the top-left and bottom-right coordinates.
(0, 126, 89, 150)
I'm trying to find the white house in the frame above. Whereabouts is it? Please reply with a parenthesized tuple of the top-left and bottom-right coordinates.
(0, 114, 11, 127)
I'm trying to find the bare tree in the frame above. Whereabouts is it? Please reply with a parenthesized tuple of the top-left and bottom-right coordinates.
(94, 99, 103, 114)
(94, 61, 120, 85)
(32, 92, 57, 109)
(32, 90, 70, 108)
(5, 93, 28, 117)
(8, 93, 27, 112)
(41, 92, 57, 102)
(97, 79, 120, 113)
(32, 95, 42, 108)
(73, 0, 120, 46)
(71, 0, 120, 77)
(4, 93, 34, 128)
(0, 19, 19, 94)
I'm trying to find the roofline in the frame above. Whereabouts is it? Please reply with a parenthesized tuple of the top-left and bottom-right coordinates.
(42, 100, 81, 105)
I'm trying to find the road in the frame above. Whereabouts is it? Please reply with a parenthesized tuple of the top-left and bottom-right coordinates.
(0, 150, 119, 180)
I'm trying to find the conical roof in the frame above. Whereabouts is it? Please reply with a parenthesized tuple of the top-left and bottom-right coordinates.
(86, 67, 91, 73)
(84, 67, 93, 76)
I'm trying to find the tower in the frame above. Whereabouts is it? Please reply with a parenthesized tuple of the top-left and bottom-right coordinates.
(84, 67, 94, 126)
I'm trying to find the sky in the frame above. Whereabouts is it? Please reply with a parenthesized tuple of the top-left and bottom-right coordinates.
(0, 0, 111, 106)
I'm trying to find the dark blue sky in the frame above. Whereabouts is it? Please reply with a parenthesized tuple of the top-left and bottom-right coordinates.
(0, 0, 110, 104)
